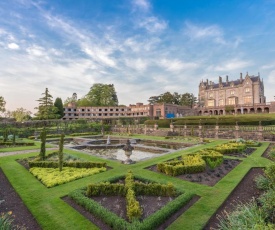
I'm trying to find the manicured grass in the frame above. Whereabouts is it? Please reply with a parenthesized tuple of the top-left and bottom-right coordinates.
(0, 138, 273, 230)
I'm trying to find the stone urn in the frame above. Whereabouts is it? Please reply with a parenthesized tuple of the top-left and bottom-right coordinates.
(123, 139, 134, 164)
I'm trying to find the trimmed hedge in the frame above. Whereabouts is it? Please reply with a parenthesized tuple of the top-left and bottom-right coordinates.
(69, 172, 192, 230)
(145, 114, 275, 127)
(87, 182, 126, 196)
(213, 143, 247, 155)
(157, 155, 206, 176)
(28, 161, 106, 168)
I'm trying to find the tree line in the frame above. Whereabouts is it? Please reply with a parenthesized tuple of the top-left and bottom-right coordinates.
(148, 92, 197, 108)
(0, 83, 196, 121)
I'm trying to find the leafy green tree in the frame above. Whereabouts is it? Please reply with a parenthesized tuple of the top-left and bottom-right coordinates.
(35, 88, 59, 120)
(77, 97, 92, 107)
(158, 92, 175, 104)
(54, 97, 64, 118)
(148, 96, 160, 104)
(10, 108, 32, 122)
(63, 93, 78, 106)
(179, 93, 197, 108)
(0, 96, 6, 113)
(86, 83, 118, 106)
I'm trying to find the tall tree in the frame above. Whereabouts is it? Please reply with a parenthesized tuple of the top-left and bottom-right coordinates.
(10, 107, 32, 122)
(180, 93, 197, 108)
(158, 92, 175, 104)
(35, 88, 59, 120)
(0, 96, 6, 114)
(86, 83, 118, 106)
(148, 96, 160, 104)
(63, 93, 78, 106)
(54, 97, 64, 118)
(77, 96, 92, 107)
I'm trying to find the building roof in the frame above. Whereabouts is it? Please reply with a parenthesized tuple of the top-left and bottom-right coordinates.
(200, 75, 261, 89)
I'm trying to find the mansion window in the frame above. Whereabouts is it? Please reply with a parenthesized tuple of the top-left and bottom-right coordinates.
(156, 109, 161, 117)
(228, 98, 236, 105)
(219, 99, 224, 106)
(208, 100, 215, 107)
(243, 96, 252, 104)
(209, 92, 214, 98)
(230, 90, 235, 95)
(245, 88, 250, 93)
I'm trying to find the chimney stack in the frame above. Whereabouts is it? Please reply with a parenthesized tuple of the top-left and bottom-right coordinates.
(226, 75, 229, 83)
(240, 72, 243, 81)
(219, 76, 222, 84)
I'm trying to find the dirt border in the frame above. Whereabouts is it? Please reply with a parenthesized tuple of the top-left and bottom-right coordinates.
(203, 167, 264, 230)
(63, 194, 200, 230)
(0, 168, 41, 230)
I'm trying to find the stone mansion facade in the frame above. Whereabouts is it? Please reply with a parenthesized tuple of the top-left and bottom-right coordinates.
(63, 72, 275, 120)
(197, 73, 271, 115)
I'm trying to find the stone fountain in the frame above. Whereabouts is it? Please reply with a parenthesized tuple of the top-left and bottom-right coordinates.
(122, 139, 134, 164)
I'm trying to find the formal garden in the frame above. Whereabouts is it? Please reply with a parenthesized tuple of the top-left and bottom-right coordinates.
(0, 125, 275, 229)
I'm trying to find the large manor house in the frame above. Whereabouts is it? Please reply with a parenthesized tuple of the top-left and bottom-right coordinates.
(63, 72, 275, 120)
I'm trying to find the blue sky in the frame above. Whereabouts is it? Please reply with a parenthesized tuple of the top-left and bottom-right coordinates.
(1, 0, 275, 113)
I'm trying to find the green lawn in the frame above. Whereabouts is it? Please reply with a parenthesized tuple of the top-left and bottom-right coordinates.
(0, 138, 272, 230)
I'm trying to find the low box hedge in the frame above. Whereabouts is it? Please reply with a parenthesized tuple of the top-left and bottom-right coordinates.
(28, 161, 106, 168)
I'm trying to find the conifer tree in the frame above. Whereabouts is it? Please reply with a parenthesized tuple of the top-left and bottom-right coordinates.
(39, 128, 47, 160)
(58, 134, 64, 172)
(35, 88, 59, 120)
(54, 97, 64, 118)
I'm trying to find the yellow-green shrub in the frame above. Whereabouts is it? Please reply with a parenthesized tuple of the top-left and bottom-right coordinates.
(157, 155, 206, 176)
(30, 167, 106, 188)
(213, 142, 247, 155)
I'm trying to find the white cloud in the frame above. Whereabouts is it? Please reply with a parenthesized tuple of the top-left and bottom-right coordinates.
(210, 59, 252, 72)
(184, 22, 225, 44)
(132, 0, 151, 11)
(138, 16, 167, 33)
(84, 47, 116, 68)
(8, 43, 19, 50)
(125, 58, 148, 71)
(267, 70, 275, 83)
(159, 59, 198, 72)
(261, 62, 275, 70)
(26, 45, 46, 57)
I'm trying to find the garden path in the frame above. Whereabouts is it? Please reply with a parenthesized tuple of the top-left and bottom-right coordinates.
(0, 148, 58, 157)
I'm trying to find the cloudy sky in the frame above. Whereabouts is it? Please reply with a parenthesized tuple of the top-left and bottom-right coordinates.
(1, 0, 275, 113)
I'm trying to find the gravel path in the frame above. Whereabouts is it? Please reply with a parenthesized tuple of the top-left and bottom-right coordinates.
(0, 148, 58, 157)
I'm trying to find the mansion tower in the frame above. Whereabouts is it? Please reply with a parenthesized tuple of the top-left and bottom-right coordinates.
(198, 73, 268, 115)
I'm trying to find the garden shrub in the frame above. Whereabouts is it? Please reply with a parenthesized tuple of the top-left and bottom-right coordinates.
(255, 175, 270, 191)
(69, 172, 191, 230)
(258, 189, 275, 223)
(216, 200, 268, 230)
(0, 212, 18, 230)
(28, 161, 106, 169)
(157, 155, 206, 176)
(30, 167, 106, 188)
(267, 147, 275, 160)
(205, 157, 223, 170)
(87, 182, 126, 196)
(213, 142, 247, 155)
(264, 163, 275, 189)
